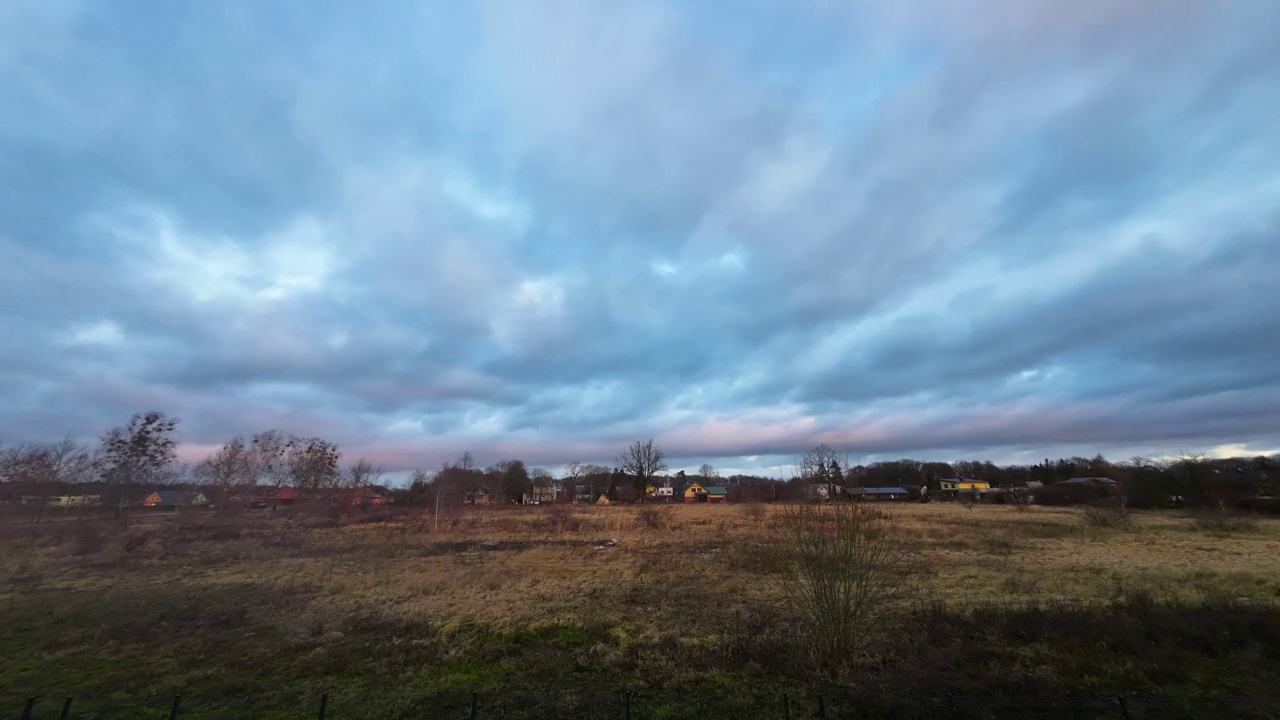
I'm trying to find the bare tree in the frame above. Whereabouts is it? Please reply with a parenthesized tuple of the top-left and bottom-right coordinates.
(99, 411, 180, 486)
(0, 437, 96, 486)
(801, 444, 844, 501)
(698, 463, 718, 482)
(248, 430, 291, 488)
(455, 451, 475, 471)
(287, 437, 341, 490)
(770, 503, 910, 670)
(194, 436, 253, 494)
(618, 439, 667, 500)
(344, 458, 383, 490)
(43, 436, 97, 484)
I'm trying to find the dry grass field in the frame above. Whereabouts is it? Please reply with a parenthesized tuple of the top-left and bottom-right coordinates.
(3, 502, 1279, 718)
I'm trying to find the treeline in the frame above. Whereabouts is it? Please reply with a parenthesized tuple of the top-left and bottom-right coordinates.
(0, 412, 374, 498)
(2, 412, 1277, 511)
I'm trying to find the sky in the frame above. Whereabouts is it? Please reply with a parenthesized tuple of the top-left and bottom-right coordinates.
(2, 0, 1279, 477)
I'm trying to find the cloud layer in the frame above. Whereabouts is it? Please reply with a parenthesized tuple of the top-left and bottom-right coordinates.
(3, 0, 1279, 473)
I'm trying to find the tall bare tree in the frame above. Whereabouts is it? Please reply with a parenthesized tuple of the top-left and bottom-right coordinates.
(343, 458, 383, 490)
(194, 436, 253, 494)
(801, 444, 844, 500)
(618, 439, 667, 499)
(99, 411, 180, 486)
(287, 437, 341, 490)
(248, 430, 290, 488)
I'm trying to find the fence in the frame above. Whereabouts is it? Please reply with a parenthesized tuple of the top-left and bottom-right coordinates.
(9, 690, 1280, 719)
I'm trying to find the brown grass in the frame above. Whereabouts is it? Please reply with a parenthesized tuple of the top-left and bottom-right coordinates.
(2, 502, 1279, 715)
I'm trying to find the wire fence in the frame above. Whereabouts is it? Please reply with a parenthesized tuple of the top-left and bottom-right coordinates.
(8, 690, 1280, 720)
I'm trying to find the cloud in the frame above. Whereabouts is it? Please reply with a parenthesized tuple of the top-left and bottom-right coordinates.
(1, 0, 1278, 475)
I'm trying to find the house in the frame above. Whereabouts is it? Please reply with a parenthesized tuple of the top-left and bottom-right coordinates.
(939, 478, 990, 492)
(936, 478, 990, 501)
(343, 485, 392, 506)
(253, 486, 299, 508)
(1062, 477, 1118, 487)
(596, 494, 610, 505)
(53, 495, 101, 507)
(646, 485, 675, 500)
(848, 486, 911, 502)
(683, 483, 728, 504)
(143, 490, 209, 508)
(465, 487, 492, 505)
(522, 485, 559, 505)
(805, 484, 833, 502)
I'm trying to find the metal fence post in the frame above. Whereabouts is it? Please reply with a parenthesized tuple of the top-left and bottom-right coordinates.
(817, 694, 826, 720)
(20, 697, 36, 720)
(1117, 696, 1131, 720)
(783, 693, 791, 720)
(317, 692, 328, 720)
(470, 692, 478, 720)
(61, 697, 74, 720)
(168, 694, 181, 720)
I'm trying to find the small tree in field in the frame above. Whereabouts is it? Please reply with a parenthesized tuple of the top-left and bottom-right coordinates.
(771, 503, 909, 671)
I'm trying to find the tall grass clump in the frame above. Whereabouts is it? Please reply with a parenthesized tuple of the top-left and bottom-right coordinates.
(1082, 499, 1133, 529)
(771, 503, 910, 670)
(1190, 505, 1260, 534)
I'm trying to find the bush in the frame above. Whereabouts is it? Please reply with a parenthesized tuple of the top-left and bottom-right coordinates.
(770, 503, 910, 671)
(739, 501, 767, 520)
(1189, 507, 1260, 534)
(636, 506, 674, 530)
(537, 505, 583, 533)
(1082, 500, 1133, 529)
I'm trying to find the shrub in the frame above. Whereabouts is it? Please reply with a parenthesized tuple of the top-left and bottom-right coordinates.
(1190, 506, 1260, 534)
(1082, 500, 1133, 529)
(739, 501, 767, 520)
(636, 506, 674, 530)
(538, 505, 582, 533)
(770, 503, 910, 671)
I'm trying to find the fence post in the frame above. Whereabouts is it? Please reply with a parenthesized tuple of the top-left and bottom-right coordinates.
(1117, 696, 1131, 720)
(168, 694, 181, 720)
(20, 697, 36, 720)
(624, 691, 631, 720)
(817, 694, 826, 720)
(783, 693, 791, 720)
(470, 692, 478, 720)
(317, 692, 328, 720)
(946, 694, 956, 718)
(61, 697, 74, 720)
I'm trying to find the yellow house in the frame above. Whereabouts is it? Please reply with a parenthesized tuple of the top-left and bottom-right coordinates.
(683, 483, 728, 504)
(938, 478, 990, 492)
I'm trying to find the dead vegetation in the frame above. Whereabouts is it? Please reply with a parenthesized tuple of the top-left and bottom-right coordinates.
(1, 502, 1279, 717)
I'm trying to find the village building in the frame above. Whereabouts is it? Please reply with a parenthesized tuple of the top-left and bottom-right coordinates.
(143, 490, 209, 509)
(683, 483, 728, 504)
(936, 478, 990, 501)
(462, 486, 492, 505)
(847, 486, 911, 501)
(522, 484, 560, 505)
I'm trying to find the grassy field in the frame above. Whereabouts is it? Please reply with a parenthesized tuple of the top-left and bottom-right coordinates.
(2, 502, 1279, 718)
